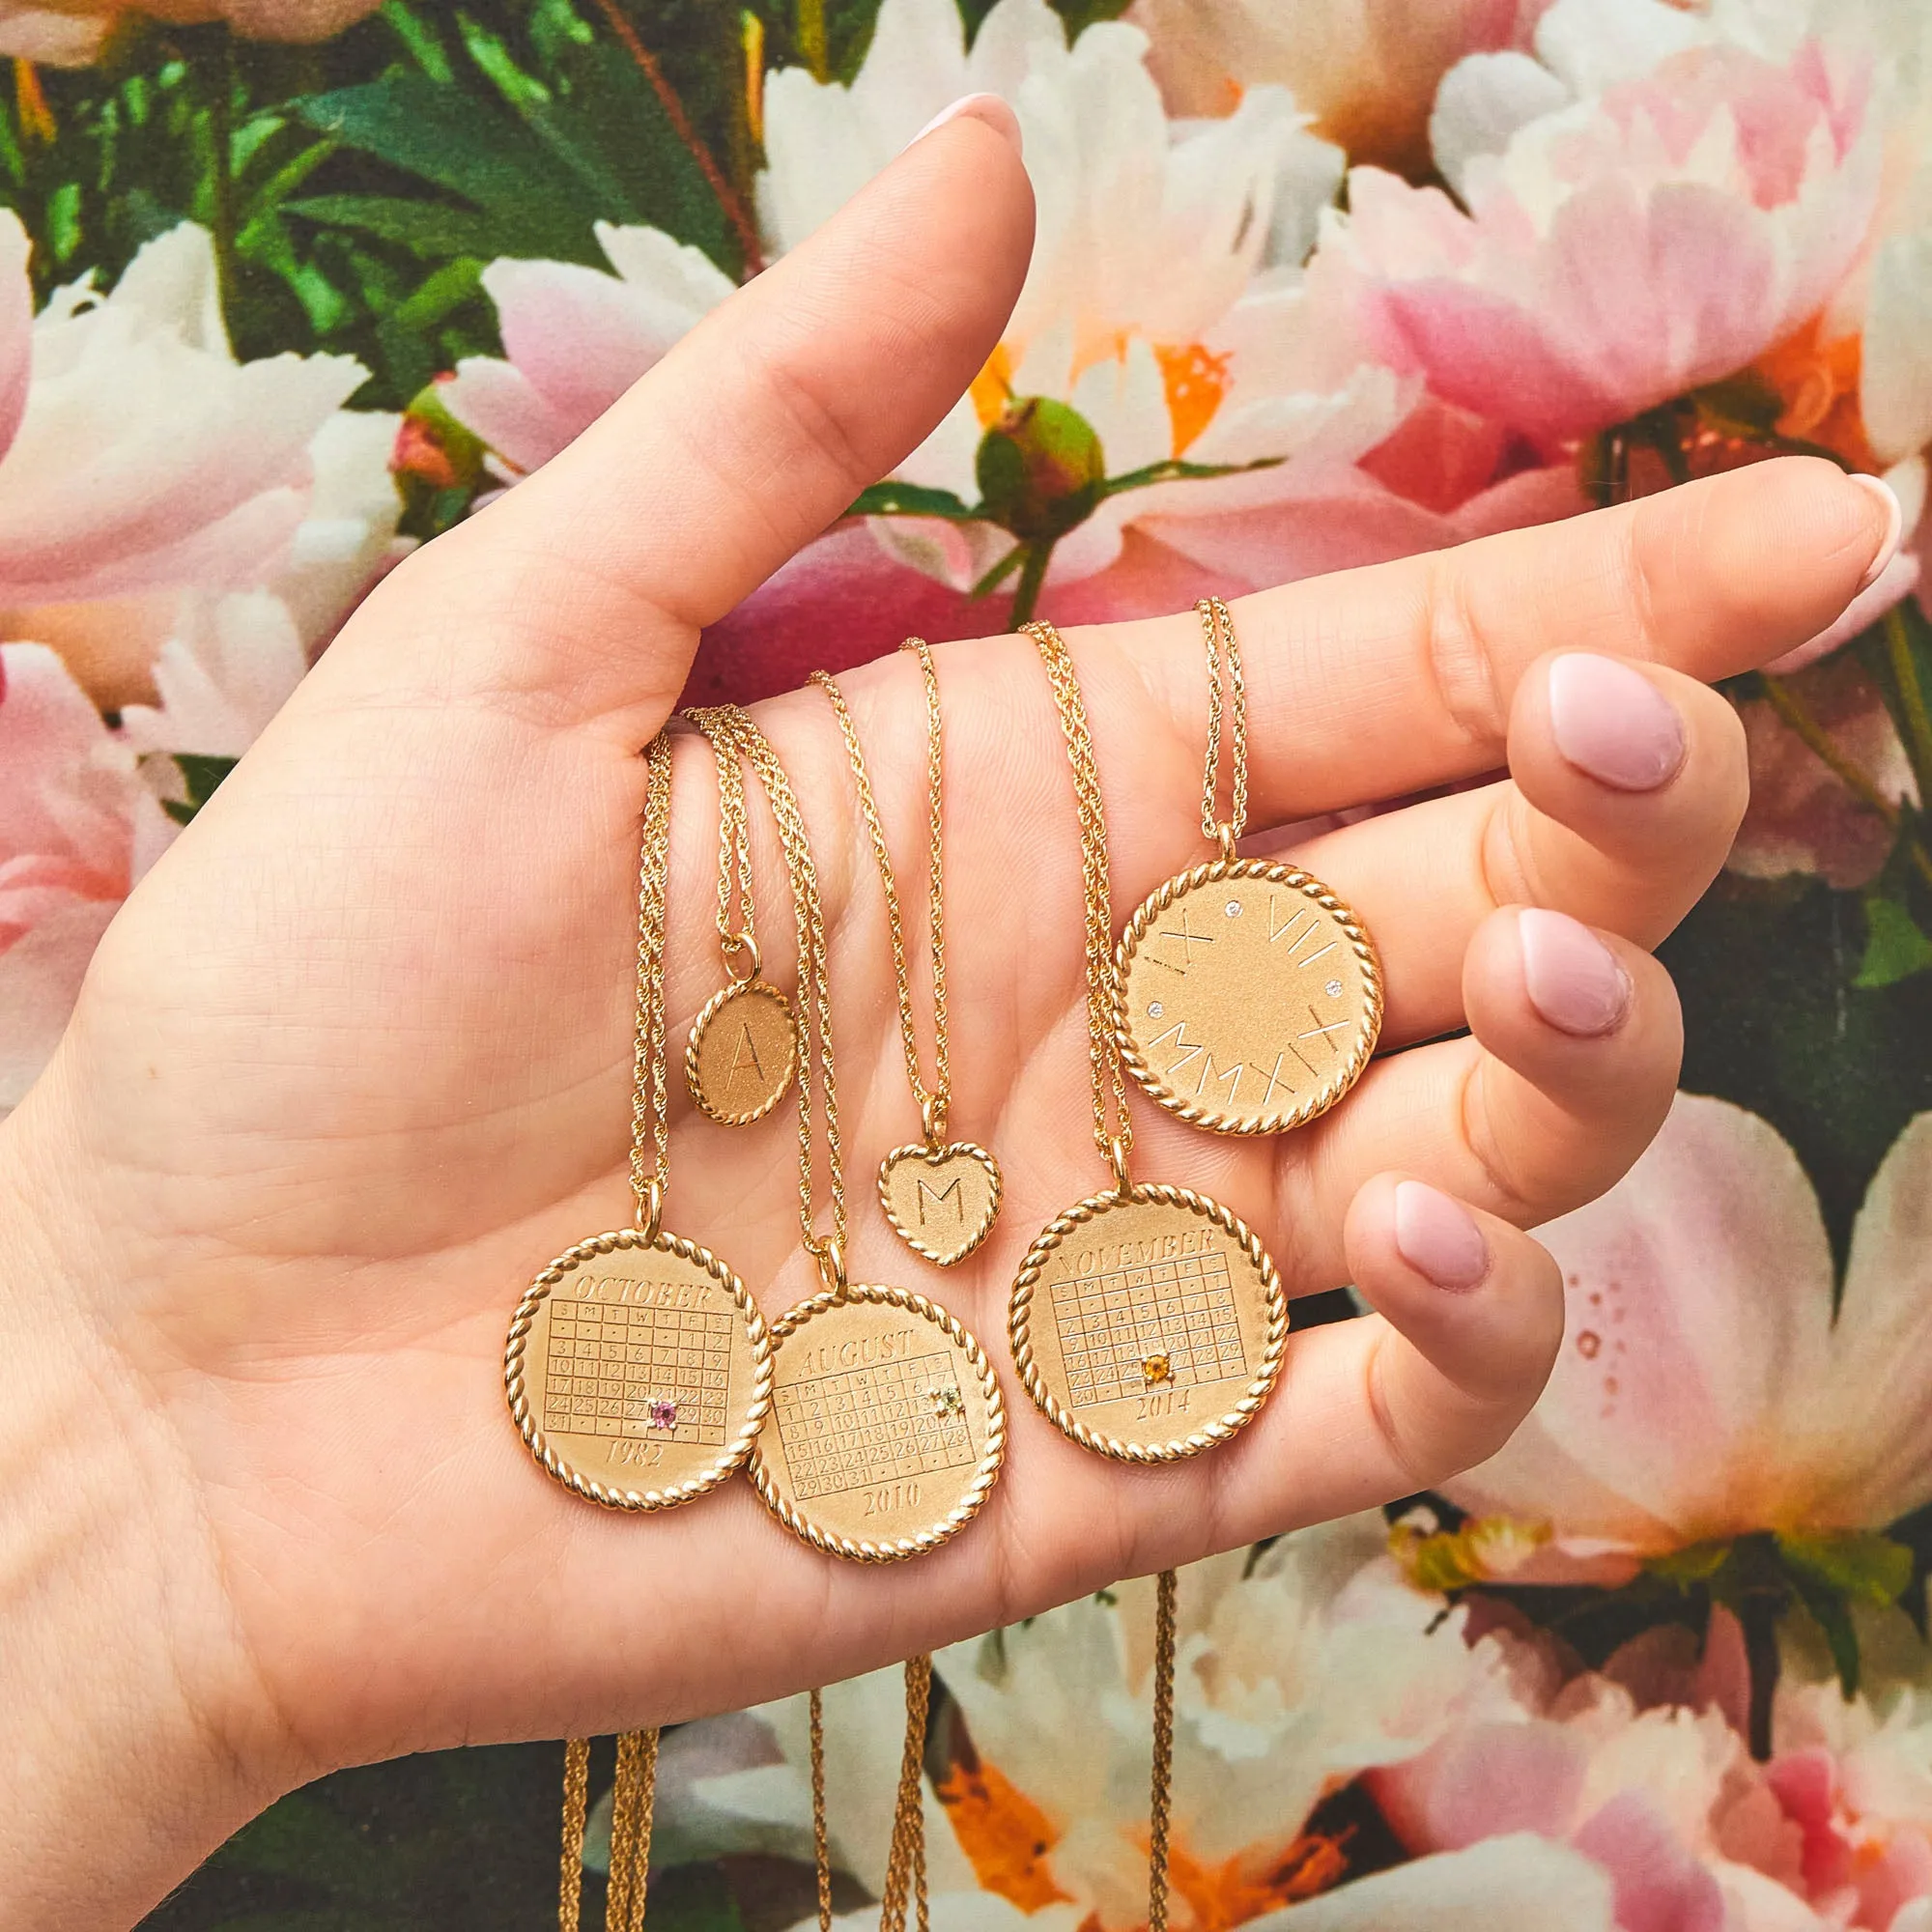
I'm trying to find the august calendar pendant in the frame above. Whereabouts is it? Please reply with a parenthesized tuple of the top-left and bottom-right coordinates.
(751, 1276, 1005, 1561)
(506, 1222, 772, 1511)
(1115, 856, 1382, 1136)
(1010, 1181, 1287, 1462)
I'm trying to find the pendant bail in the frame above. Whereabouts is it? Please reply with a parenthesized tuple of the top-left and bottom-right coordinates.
(1213, 821, 1238, 864)
(634, 1175, 665, 1242)
(920, 1092, 947, 1150)
(1106, 1136, 1134, 1198)
(722, 929, 762, 984)
(809, 1235, 848, 1300)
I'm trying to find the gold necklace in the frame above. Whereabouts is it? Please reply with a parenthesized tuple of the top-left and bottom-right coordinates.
(686, 714, 797, 1124)
(684, 705, 1006, 1562)
(505, 732, 772, 1509)
(1114, 597, 1382, 1135)
(811, 643, 1003, 1268)
(1009, 621, 1287, 1463)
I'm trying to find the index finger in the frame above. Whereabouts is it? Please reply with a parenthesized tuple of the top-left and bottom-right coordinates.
(1098, 457, 1897, 820)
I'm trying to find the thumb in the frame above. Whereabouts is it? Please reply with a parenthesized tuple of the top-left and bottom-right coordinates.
(327, 97, 1033, 733)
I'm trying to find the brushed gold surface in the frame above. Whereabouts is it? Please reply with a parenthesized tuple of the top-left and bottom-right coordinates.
(876, 1140, 1002, 1267)
(1010, 1185, 1286, 1462)
(1116, 859, 1381, 1136)
(506, 1228, 771, 1510)
(687, 979, 797, 1125)
(751, 1286, 1004, 1561)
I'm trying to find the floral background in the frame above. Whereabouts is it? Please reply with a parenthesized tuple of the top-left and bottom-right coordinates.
(7, 0, 1932, 1924)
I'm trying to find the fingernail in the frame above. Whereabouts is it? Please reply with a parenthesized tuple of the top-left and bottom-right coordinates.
(1850, 472, 1904, 593)
(1547, 653, 1687, 791)
(1394, 1181, 1491, 1292)
(1519, 908, 1632, 1037)
(904, 93, 1024, 156)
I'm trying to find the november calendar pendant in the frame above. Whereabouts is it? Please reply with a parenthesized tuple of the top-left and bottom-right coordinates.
(1115, 860, 1380, 1135)
(751, 1274, 1005, 1561)
(1010, 1182, 1285, 1461)
(506, 1221, 773, 1510)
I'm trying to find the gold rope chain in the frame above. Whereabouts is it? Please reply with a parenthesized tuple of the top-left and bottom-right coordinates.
(1197, 594, 1248, 854)
(628, 734, 674, 1231)
(702, 712, 762, 977)
(810, 639, 951, 1146)
(1021, 621, 1134, 1183)
(557, 1725, 661, 1932)
(684, 706, 847, 1272)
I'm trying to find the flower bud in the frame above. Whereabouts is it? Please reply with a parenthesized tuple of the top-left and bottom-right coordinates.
(975, 397, 1105, 542)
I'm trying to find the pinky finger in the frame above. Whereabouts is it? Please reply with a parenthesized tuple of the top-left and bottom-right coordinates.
(1343, 1175, 1563, 1498)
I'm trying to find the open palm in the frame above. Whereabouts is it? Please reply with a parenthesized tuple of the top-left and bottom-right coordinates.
(0, 103, 1895, 1929)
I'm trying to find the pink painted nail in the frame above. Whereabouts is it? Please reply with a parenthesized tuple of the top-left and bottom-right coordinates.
(1548, 654, 1687, 791)
(1850, 472, 1904, 594)
(904, 93, 1023, 156)
(1394, 1181, 1490, 1292)
(1520, 908, 1632, 1037)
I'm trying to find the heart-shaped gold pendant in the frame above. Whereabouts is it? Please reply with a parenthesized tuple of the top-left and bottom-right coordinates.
(877, 1141, 1003, 1267)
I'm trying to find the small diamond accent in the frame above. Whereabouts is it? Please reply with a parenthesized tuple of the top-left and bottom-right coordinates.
(1141, 1352, 1173, 1387)
(1224, 899, 1242, 918)
(1148, 1001, 1164, 1019)
(1325, 979, 1344, 998)
(645, 1398, 679, 1432)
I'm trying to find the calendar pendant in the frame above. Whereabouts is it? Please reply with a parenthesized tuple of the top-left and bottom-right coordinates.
(687, 979, 797, 1125)
(750, 1285, 1006, 1562)
(1009, 1185, 1287, 1462)
(505, 1228, 772, 1510)
(1115, 859, 1382, 1136)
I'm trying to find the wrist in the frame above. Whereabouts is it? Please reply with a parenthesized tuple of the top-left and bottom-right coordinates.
(0, 1104, 297, 1931)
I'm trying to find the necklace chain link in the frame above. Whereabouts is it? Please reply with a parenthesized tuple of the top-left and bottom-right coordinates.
(810, 639, 950, 1146)
(627, 733, 674, 1226)
(1198, 594, 1248, 850)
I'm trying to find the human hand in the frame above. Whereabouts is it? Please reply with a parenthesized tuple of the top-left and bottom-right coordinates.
(0, 98, 1897, 1929)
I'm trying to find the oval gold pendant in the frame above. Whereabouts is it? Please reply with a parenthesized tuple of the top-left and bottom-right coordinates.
(686, 979, 797, 1125)
(751, 1286, 1005, 1561)
(506, 1228, 772, 1510)
(877, 1141, 1003, 1267)
(1114, 859, 1381, 1136)
(1009, 1184, 1287, 1462)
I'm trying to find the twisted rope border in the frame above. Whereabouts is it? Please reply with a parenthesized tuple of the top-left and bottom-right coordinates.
(505, 1227, 773, 1511)
(1009, 1183, 1288, 1464)
(875, 1139, 1005, 1268)
(749, 1284, 1007, 1563)
(1113, 858, 1384, 1136)
(684, 979, 798, 1126)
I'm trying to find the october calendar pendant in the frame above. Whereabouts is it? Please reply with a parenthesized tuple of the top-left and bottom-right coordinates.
(506, 1226, 772, 1510)
(752, 1281, 1005, 1562)
(1010, 1182, 1286, 1461)
(1115, 858, 1381, 1135)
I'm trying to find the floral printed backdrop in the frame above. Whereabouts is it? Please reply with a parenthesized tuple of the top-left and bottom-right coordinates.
(8, 0, 1932, 1925)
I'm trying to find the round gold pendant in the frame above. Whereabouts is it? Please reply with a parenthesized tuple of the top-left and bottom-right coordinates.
(1009, 1184, 1287, 1462)
(751, 1286, 1005, 1561)
(877, 1140, 1003, 1267)
(506, 1228, 772, 1510)
(1114, 859, 1381, 1136)
(686, 979, 797, 1125)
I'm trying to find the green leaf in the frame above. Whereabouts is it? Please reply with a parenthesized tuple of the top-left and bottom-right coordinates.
(1778, 1529, 1915, 1605)
(1647, 1540, 1734, 1586)
(1784, 1560, 1865, 1697)
(846, 481, 978, 520)
(1856, 895, 1932, 989)
(160, 753, 239, 827)
(1690, 371, 1787, 438)
(284, 192, 509, 260)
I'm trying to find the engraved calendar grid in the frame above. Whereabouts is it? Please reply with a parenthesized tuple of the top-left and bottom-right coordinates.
(541, 1301, 734, 1443)
(773, 1351, 974, 1500)
(1050, 1250, 1247, 1406)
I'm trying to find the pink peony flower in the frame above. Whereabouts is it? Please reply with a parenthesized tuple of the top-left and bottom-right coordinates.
(0, 217, 382, 709)
(1446, 1095, 1932, 1577)
(0, 644, 174, 1110)
(1326, 37, 1882, 446)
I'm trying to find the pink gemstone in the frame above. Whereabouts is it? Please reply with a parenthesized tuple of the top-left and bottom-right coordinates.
(646, 1399, 678, 1432)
